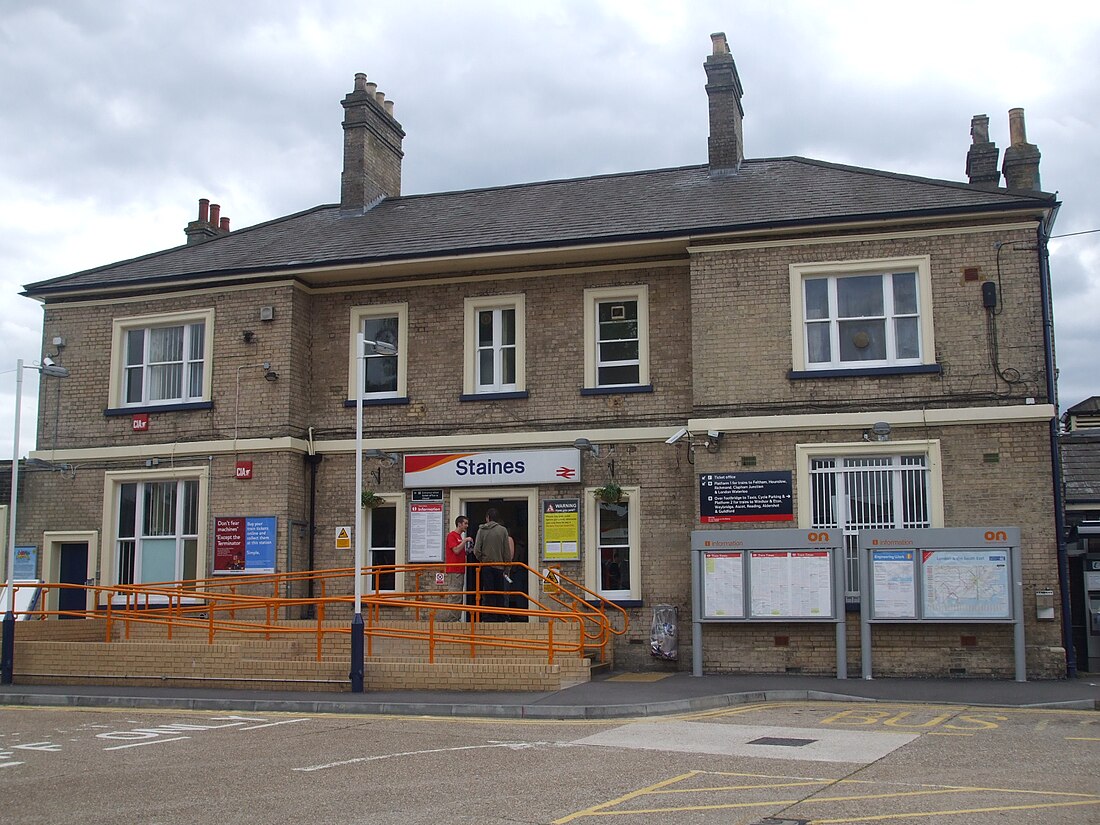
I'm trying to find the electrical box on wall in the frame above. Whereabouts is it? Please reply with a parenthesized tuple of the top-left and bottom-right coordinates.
(982, 281, 997, 309)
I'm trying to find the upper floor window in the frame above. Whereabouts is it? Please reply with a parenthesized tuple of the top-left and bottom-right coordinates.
(349, 303, 408, 401)
(790, 257, 935, 373)
(110, 310, 214, 408)
(584, 285, 650, 390)
(463, 294, 525, 397)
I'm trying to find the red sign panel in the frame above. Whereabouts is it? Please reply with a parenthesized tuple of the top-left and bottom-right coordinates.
(132, 414, 149, 431)
(235, 461, 253, 480)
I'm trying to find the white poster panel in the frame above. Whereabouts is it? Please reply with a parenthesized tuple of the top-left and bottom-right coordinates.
(749, 551, 832, 618)
(921, 550, 1011, 619)
(702, 551, 744, 618)
(404, 449, 580, 487)
(871, 549, 917, 619)
(408, 490, 444, 563)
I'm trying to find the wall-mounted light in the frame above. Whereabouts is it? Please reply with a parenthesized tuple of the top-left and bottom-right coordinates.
(363, 449, 399, 466)
(665, 427, 689, 445)
(263, 362, 278, 382)
(863, 421, 891, 442)
(573, 437, 602, 458)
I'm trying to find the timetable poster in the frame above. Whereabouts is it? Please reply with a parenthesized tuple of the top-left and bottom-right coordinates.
(749, 550, 832, 618)
(702, 551, 744, 617)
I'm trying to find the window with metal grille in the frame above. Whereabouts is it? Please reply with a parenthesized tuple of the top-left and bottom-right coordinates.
(809, 454, 930, 601)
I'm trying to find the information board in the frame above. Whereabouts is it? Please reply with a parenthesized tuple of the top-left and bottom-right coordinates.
(749, 551, 832, 618)
(699, 471, 793, 523)
(701, 551, 744, 617)
(408, 489, 444, 563)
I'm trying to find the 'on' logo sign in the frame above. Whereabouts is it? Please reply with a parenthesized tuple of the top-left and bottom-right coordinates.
(984, 530, 1008, 542)
(807, 531, 830, 542)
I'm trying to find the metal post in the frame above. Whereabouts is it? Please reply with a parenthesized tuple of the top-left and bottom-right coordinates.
(691, 549, 703, 677)
(2, 360, 24, 684)
(350, 335, 365, 693)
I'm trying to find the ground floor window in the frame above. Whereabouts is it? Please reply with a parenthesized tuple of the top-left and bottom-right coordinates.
(584, 485, 641, 601)
(802, 444, 941, 602)
(116, 478, 200, 584)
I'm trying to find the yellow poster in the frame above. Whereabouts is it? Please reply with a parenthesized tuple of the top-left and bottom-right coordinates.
(543, 499, 579, 560)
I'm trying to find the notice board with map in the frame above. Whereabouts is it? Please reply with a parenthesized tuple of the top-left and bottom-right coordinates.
(859, 528, 1019, 623)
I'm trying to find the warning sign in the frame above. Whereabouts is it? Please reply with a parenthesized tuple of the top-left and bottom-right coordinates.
(335, 526, 352, 550)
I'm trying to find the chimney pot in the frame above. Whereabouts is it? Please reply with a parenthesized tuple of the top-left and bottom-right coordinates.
(220, 217, 230, 232)
(209, 203, 221, 226)
(364, 81, 378, 98)
(198, 198, 210, 223)
(1008, 107, 1028, 146)
(375, 91, 386, 105)
(966, 114, 1000, 189)
(354, 73, 368, 92)
(384, 99, 394, 116)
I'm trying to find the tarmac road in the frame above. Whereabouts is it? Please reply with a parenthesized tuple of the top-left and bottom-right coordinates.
(2, 700, 1097, 824)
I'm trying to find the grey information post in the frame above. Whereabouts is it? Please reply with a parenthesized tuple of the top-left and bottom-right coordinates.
(858, 527, 1025, 682)
(690, 529, 847, 679)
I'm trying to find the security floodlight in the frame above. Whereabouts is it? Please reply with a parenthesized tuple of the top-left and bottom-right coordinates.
(665, 427, 689, 445)
(573, 438, 601, 457)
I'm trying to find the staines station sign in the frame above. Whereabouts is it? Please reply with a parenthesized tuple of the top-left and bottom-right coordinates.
(403, 448, 580, 487)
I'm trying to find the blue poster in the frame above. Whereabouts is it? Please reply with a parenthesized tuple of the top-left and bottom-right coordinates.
(13, 546, 38, 580)
(244, 517, 276, 574)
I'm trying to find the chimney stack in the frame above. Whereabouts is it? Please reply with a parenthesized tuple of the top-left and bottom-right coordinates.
(965, 114, 1000, 189)
(341, 72, 406, 211)
(1001, 108, 1042, 191)
(183, 198, 231, 244)
(704, 32, 745, 175)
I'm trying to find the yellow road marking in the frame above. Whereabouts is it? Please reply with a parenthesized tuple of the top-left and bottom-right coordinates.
(1066, 736, 1100, 741)
(551, 770, 702, 824)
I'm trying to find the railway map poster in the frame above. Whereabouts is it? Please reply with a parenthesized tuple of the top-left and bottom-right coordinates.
(749, 550, 832, 618)
(701, 551, 744, 618)
(921, 550, 1010, 619)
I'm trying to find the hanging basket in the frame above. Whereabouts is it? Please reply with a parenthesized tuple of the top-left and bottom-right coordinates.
(593, 481, 623, 504)
(361, 490, 386, 509)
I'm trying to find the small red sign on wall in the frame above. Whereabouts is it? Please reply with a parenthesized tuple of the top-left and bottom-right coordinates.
(235, 461, 253, 480)
(132, 414, 149, 431)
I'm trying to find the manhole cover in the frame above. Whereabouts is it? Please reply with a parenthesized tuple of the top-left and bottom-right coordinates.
(747, 736, 816, 747)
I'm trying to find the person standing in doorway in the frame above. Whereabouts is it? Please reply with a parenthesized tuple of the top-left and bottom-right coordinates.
(442, 515, 471, 621)
(472, 508, 511, 621)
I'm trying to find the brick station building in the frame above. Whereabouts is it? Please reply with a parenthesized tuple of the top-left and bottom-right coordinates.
(16, 33, 1068, 678)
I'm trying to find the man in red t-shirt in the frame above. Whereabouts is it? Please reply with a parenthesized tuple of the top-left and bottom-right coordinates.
(442, 515, 470, 621)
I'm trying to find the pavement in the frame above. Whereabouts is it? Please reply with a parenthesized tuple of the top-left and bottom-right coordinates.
(2, 670, 1099, 719)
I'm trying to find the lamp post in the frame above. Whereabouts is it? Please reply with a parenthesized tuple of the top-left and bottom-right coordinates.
(351, 335, 397, 693)
(3, 358, 70, 685)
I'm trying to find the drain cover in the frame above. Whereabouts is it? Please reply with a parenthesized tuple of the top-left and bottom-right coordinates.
(747, 736, 816, 747)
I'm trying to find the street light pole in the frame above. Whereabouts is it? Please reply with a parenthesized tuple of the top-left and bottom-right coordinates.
(351, 334, 365, 692)
(3, 358, 69, 685)
(349, 335, 397, 693)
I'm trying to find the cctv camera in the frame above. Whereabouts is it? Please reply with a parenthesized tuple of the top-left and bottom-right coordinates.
(707, 429, 721, 439)
(665, 427, 689, 445)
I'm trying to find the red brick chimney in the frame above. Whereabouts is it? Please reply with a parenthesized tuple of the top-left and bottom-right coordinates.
(704, 32, 745, 175)
(184, 198, 217, 245)
(341, 72, 405, 211)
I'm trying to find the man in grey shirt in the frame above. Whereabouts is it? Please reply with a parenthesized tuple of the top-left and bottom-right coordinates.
(472, 508, 511, 621)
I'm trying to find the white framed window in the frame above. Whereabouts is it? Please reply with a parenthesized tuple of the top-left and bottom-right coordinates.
(365, 493, 406, 594)
(789, 257, 935, 371)
(584, 485, 641, 601)
(463, 294, 525, 395)
(584, 286, 649, 389)
(110, 309, 214, 407)
(348, 303, 408, 400)
(796, 441, 944, 601)
(105, 467, 208, 586)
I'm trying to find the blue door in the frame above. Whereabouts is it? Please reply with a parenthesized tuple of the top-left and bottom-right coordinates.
(58, 542, 88, 618)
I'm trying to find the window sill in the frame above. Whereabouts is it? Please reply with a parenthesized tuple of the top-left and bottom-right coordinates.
(580, 384, 654, 396)
(343, 396, 410, 407)
(105, 401, 213, 416)
(459, 391, 529, 402)
(788, 364, 942, 380)
(585, 598, 643, 608)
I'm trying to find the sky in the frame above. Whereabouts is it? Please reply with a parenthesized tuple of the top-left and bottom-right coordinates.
(1, 0, 1097, 459)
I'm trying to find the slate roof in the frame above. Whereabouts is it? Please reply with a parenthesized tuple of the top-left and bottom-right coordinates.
(24, 157, 1056, 297)
(1063, 430, 1100, 503)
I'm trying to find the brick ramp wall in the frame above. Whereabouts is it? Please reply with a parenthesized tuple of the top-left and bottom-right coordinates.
(10, 620, 592, 692)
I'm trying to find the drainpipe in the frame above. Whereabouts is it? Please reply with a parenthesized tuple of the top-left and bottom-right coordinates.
(1038, 214, 1075, 677)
